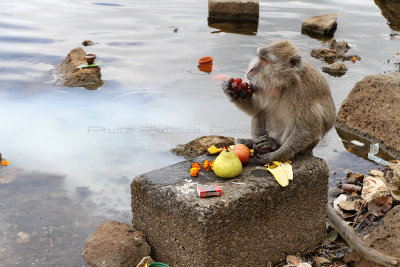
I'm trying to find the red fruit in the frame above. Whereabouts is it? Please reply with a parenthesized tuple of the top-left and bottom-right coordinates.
(234, 78, 242, 84)
(246, 88, 254, 98)
(233, 144, 251, 165)
(229, 78, 235, 83)
(231, 82, 238, 91)
(232, 93, 239, 99)
(241, 82, 249, 89)
(239, 89, 247, 99)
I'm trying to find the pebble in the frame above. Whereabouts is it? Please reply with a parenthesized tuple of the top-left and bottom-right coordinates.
(17, 232, 31, 243)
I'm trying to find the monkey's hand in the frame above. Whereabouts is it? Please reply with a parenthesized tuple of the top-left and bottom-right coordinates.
(253, 136, 280, 152)
(222, 81, 249, 101)
(235, 138, 254, 148)
(222, 80, 235, 97)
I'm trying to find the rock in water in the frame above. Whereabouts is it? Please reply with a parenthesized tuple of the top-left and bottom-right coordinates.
(83, 220, 150, 267)
(322, 61, 347, 77)
(302, 13, 337, 38)
(336, 73, 400, 158)
(54, 47, 102, 88)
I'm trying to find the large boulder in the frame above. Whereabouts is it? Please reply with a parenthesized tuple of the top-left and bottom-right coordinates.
(131, 154, 329, 266)
(375, 0, 400, 31)
(301, 14, 337, 38)
(83, 220, 150, 267)
(54, 47, 102, 88)
(336, 73, 400, 158)
(170, 135, 235, 159)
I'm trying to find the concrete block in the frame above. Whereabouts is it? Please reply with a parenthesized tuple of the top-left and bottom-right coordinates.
(131, 155, 329, 266)
(208, 0, 259, 21)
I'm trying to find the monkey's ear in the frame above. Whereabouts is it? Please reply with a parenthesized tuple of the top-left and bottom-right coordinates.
(289, 54, 302, 68)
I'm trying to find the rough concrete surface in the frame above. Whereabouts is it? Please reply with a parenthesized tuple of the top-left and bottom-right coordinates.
(171, 135, 235, 159)
(131, 155, 329, 266)
(208, 0, 259, 21)
(54, 47, 102, 88)
(301, 14, 337, 38)
(83, 220, 150, 267)
(336, 73, 400, 158)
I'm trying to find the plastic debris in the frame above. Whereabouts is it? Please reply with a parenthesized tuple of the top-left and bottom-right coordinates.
(350, 140, 364, 146)
(361, 176, 390, 203)
(367, 143, 392, 166)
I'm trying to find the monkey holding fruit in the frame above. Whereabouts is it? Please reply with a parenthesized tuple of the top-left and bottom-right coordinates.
(222, 40, 336, 165)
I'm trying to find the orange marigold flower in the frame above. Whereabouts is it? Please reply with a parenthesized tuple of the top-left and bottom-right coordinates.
(1, 160, 9, 166)
(191, 162, 201, 170)
(211, 160, 215, 170)
(203, 160, 212, 171)
(190, 167, 199, 177)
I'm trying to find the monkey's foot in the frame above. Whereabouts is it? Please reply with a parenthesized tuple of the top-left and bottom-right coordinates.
(253, 153, 274, 166)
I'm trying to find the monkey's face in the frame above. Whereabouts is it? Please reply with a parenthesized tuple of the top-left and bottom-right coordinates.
(246, 40, 302, 96)
(246, 56, 273, 94)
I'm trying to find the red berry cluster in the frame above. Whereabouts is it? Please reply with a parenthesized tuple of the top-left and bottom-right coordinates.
(228, 77, 254, 99)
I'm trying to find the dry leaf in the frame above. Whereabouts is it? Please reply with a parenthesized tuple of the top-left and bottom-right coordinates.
(369, 169, 384, 177)
(367, 196, 393, 217)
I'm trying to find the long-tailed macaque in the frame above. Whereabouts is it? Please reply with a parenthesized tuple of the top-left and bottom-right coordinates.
(222, 40, 336, 165)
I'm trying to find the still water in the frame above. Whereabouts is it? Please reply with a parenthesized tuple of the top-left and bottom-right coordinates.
(0, 0, 399, 265)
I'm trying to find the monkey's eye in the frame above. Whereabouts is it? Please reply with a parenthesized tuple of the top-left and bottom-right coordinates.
(260, 57, 272, 65)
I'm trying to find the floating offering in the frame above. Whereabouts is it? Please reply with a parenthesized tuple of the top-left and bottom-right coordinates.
(76, 60, 102, 69)
(198, 56, 213, 73)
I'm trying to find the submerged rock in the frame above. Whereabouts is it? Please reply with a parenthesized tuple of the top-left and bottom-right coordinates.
(170, 135, 235, 159)
(311, 48, 360, 64)
(301, 13, 337, 38)
(336, 73, 400, 158)
(54, 47, 102, 88)
(83, 220, 150, 267)
(322, 61, 347, 77)
(16, 232, 30, 244)
(329, 39, 350, 53)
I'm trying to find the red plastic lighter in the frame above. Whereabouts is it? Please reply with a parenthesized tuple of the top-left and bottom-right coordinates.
(197, 185, 222, 198)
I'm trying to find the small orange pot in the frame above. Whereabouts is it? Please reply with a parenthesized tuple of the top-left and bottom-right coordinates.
(198, 56, 213, 64)
(198, 56, 213, 73)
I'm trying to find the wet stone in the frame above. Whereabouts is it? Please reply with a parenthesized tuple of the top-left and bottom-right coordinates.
(336, 73, 400, 158)
(54, 47, 102, 88)
(301, 14, 337, 38)
(131, 155, 329, 266)
(208, 0, 259, 21)
(322, 61, 347, 77)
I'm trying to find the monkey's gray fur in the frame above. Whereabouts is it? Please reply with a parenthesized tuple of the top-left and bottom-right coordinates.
(222, 40, 336, 165)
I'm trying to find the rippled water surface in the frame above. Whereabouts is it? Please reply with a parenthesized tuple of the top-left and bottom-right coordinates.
(0, 0, 399, 265)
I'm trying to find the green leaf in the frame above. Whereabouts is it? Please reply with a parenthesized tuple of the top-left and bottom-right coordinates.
(327, 229, 338, 241)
